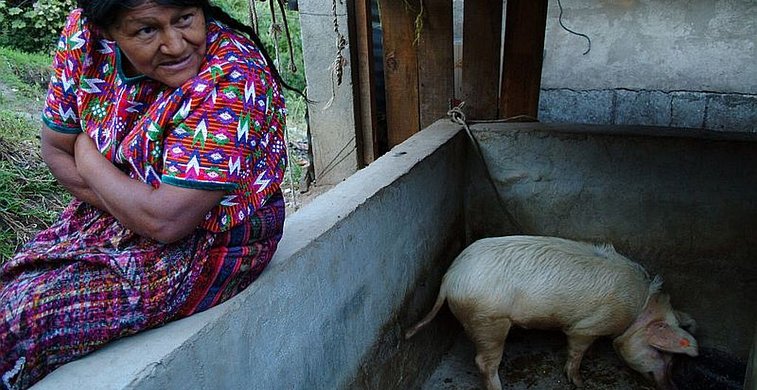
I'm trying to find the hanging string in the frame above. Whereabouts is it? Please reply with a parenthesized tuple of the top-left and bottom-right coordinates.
(323, 0, 346, 110)
(557, 0, 591, 55)
(412, 0, 425, 45)
(275, 0, 298, 73)
(447, 103, 525, 233)
(248, 0, 259, 35)
(267, 0, 280, 67)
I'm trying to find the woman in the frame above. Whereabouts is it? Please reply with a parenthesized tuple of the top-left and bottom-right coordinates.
(0, 1, 290, 388)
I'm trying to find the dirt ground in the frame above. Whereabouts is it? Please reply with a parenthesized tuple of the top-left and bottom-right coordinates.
(423, 330, 655, 390)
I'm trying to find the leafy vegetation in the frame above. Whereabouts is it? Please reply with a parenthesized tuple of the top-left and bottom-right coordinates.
(0, 0, 310, 262)
(0, 0, 77, 53)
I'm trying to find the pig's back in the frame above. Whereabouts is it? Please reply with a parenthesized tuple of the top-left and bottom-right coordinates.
(443, 236, 651, 335)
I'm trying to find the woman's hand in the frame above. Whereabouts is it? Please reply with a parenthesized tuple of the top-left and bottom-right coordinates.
(74, 135, 225, 243)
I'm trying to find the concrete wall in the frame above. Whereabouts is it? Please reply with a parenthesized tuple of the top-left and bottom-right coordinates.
(303, 0, 755, 184)
(32, 119, 756, 388)
(33, 121, 468, 390)
(538, 0, 757, 132)
(747, 323, 757, 390)
(450, 0, 756, 131)
(466, 122, 757, 360)
(299, 0, 362, 185)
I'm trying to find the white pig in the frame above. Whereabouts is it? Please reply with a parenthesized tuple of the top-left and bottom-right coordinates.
(405, 235, 698, 390)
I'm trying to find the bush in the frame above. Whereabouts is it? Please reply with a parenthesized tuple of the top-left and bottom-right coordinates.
(0, 0, 77, 53)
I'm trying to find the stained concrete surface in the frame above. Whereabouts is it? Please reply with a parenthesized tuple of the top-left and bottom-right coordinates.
(422, 329, 655, 390)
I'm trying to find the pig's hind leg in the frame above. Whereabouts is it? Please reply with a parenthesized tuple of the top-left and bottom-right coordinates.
(464, 316, 513, 390)
(564, 333, 597, 387)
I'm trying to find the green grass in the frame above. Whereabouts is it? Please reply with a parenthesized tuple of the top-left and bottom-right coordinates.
(0, 111, 71, 261)
(0, 46, 71, 261)
(0, 47, 49, 123)
(0, 47, 69, 261)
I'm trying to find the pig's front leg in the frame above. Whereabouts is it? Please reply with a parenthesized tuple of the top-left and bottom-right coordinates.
(564, 333, 597, 387)
(652, 354, 677, 390)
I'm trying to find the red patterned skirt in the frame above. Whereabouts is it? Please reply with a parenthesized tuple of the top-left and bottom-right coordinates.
(0, 191, 284, 390)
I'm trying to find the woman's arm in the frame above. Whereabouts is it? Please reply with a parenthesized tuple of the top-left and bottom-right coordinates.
(40, 124, 106, 209)
(74, 134, 225, 243)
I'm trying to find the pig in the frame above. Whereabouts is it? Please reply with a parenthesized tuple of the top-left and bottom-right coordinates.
(405, 235, 698, 390)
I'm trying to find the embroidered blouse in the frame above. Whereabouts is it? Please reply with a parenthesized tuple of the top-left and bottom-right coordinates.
(42, 9, 288, 233)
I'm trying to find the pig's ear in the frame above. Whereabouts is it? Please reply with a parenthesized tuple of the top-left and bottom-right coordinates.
(645, 321, 699, 357)
(643, 293, 672, 319)
(674, 310, 697, 334)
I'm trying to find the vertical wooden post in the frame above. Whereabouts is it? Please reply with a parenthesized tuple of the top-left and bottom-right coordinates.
(353, 0, 379, 165)
(460, 0, 503, 120)
(499, 0, 548, 119)
(417, 0, 454, 129)
(379, 0, 420, 148)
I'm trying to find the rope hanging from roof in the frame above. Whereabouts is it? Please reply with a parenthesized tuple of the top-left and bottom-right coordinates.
(322, 0, 346, 110)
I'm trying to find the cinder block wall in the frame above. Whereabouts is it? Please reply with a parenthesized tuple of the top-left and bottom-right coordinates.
(538, 0, 756, 132)
(467, 122, 757, 360)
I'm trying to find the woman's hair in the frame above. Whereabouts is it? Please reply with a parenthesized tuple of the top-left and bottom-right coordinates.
(76, 0, 300, 95)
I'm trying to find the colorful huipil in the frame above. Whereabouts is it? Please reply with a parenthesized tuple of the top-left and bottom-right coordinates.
(0, 9, 287, 389)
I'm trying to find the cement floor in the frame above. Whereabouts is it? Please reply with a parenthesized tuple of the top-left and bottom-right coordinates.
(422, 329, 655, 390)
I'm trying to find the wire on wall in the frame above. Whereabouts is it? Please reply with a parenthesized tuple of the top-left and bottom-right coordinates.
(556, 0, 591, 55)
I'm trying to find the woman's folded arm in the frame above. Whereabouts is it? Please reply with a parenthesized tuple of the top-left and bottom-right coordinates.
(40, 124, 106, 209)
(74, 133, 225, 243)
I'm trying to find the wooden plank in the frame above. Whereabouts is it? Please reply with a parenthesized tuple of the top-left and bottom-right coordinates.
(378, 0, 420, 147)
(461, 0, 503, 120)
(499, 0, 548, 119)
(352, 0, 379, 165)
(417, 0, 454, 129)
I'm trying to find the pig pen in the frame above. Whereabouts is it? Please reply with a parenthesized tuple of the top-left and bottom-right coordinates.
(33, 120, 755, 389)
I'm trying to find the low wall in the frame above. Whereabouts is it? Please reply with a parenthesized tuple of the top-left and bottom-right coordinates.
(34, 119, 754, 388)
(33, 120, 468, 389)
(467, 122, 757, 360)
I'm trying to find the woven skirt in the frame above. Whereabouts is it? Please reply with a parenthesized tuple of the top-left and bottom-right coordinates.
(0, 191, 284, 390)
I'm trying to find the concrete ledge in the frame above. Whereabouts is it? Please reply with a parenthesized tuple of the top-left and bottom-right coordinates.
(34, 120, 466, 389)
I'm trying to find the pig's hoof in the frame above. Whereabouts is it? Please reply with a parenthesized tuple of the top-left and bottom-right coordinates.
(565, 362, 584, 387)
(566, 371, 584, 388)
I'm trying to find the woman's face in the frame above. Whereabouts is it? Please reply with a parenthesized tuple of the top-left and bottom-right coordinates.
(106, 2, 207, 88)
